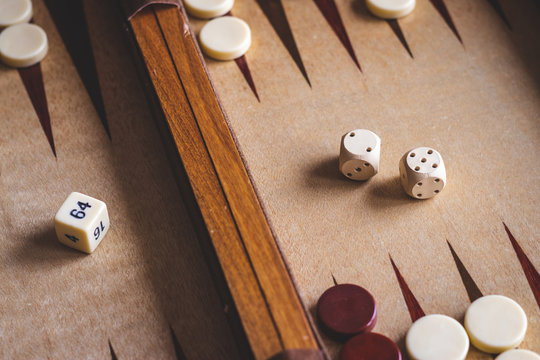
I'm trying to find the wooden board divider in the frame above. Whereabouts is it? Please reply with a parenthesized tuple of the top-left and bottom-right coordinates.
(128, 5, 321, 359)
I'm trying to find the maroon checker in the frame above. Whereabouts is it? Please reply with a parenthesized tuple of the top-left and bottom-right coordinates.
(340, 332, 402, 360)
(316, 284, 377, 339)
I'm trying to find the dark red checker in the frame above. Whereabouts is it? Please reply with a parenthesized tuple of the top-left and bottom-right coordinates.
(317, 284, 377, 339)
(340, 332, 401, 360)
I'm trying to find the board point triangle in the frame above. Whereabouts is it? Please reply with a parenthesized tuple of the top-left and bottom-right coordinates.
(256, 0, 311, 86)
(390, 255, 425, 322)
(429, 0, 463, 44)
(18, 64, 56, 157)
(447, 240, 483, 302)
(387, 20, 413, 58)
(503, 223, 540, 310)
(235, 56, 260, 102)
(313, 0, 362, 72)
(170, 326, 188, 360)
(229, 11, 260, 102)
(486, 0, 512, 30)
(108, 340, 118, 360)
(44, 0, 111, 139)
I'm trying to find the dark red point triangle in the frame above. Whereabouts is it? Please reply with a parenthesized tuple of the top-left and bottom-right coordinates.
(313, 0, 362, 72)
(386, 20, 413, 58)
(108, 340, 118, 360)
(228, 11, 260, 101)
(234, 56, 259, 102)
(331, 274, 338, 285)
(447, 241, 483, 302)
(486, 0, 512, 30)
(429, 0, 463, 44)
(44, 0, 111, 139)
(18, 64, 56, 157)
(503, 223, 540, 310)
(170, 326, 188, 360)
(256, 0, 311, 86)
(390, 256, 425, 322)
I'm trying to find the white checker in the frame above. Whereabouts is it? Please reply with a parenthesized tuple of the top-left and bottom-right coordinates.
(406, 314, 469, 360)
(496, 350, 540, 360)
(366, 0, 416, 19)
(0, 23, 48, 68)
(199, 16, 251, 61)
(0, 0, 32, 29)
(184, 0, 234, 19)
(465, 295, 527, 354)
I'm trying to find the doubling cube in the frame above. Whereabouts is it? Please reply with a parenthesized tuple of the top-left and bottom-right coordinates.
(54, 192, 110, 254)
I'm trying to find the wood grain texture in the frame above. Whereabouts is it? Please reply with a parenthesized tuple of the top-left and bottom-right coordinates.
(0, 0, 241, 358)
(201, 0, 540, 358)
(129, 5, 318, 358)
(2, 0, 540, 358)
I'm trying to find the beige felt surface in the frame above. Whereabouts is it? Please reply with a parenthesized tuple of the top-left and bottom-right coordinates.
(190, 0, 540, 358)
(0, 0, 240, 358)
(1, 0, 539, 358)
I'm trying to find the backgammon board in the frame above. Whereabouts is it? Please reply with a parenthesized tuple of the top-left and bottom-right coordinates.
(0, 0, 538, 359)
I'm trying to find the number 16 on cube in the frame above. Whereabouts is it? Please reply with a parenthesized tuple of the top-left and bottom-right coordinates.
(54, 192, 110, 254)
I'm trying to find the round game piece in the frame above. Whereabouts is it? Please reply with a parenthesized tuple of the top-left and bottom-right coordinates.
(496, 349, 540, 360)
(0, 23, 48, 68)
(316, 284, 377, 339)
(465, 295, 527, 354)
(366, 0, 416, 19)
(199, 16, 251, 61)
(184, 0, 234, 19)
(340, 332, 402, 360)
(0, 0, 33, 29)
(406, 314, 469, 360)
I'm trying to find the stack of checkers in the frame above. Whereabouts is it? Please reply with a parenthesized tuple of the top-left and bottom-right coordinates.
(317, 284, 402, 360)
(316, 285, 540, 359)
(0, 0, 48, 68)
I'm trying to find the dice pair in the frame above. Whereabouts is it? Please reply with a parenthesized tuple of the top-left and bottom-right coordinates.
(339, 129, 447, 199)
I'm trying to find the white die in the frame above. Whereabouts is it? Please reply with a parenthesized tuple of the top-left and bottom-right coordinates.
(399, 147, 446, 199)
(339, 129, 381, 181)
(54, 192, 110, 253)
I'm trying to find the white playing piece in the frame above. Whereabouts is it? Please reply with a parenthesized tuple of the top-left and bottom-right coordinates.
(496, 349, 540, 360)
(366, 0, 416, 19)
(406, 314, 469, 360)
(465, 295, 527, 354)
(0, 0, 33, 29)
(199, 16, 251, 61)
(0, 23, 48, 68)
(184, 0, 234, 19)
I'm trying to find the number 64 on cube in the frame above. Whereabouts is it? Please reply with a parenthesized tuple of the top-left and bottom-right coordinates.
(54, 192, 110, 254)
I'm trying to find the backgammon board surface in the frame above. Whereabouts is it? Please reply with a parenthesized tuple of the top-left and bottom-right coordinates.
(1, 0, 539, 359)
